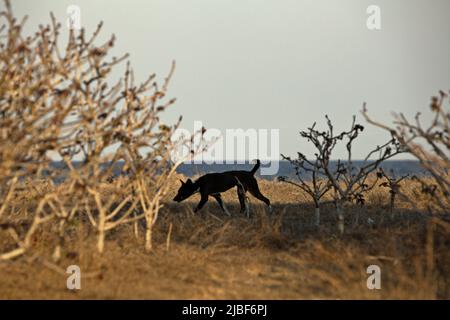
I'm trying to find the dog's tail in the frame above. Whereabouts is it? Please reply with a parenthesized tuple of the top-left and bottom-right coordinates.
(250, 159, 261, 175)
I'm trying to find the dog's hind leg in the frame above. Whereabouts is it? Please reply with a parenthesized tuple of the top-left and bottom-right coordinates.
(234, 176, 250, 218)
(251, 191, 272, 213)
(244, 195, 250, 218)
(248, 182, 272, 214)
(212, 194, 231, 216)
(236, 183, 250, 218)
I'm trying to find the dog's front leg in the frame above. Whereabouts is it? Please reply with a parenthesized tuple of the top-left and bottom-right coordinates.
(194, 193, 208, 213)
(237, 189, 245, 212)
(212, 194, 231, 216)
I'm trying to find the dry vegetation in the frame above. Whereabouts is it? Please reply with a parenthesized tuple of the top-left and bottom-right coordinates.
(0, 177, 449, 299)
(0, 1, 449, 300)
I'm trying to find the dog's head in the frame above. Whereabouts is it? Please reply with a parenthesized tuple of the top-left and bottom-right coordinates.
(173, 179, 197, 202)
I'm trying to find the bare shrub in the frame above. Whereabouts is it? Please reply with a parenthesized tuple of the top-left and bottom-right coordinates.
(0, 0, 202, 260)
(278, 154, 331, 227)
(362, 90, 449, 214)
(284, 115, 403, 234)
(377, 168, 408, 217)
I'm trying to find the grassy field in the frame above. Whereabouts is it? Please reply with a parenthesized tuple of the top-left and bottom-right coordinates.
(0, 176, 448, 299)
(0, 0, 448, 301)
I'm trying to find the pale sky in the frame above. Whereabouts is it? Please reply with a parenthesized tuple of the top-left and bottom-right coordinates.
(9, 0, 450, 160)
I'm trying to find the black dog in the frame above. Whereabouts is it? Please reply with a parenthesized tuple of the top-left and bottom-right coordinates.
(173, 160, 272, 217)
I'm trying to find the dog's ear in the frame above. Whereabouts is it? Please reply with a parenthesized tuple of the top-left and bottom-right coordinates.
(179, 179, 185, 185)
(186, 178, 193, 185)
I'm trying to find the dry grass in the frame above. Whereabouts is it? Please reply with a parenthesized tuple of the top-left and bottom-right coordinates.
(0, 177, 448, 300)
(1, 0, 448, 300)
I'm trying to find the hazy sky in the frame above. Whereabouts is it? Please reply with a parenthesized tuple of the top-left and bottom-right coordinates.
(9, 0, 450, 160)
